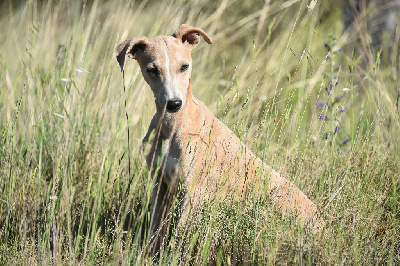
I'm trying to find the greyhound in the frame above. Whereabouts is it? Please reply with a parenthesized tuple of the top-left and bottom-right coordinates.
(116, 24, 323, 252)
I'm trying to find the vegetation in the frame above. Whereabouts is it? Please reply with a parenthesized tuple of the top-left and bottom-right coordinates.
(0, 0, 399, 264)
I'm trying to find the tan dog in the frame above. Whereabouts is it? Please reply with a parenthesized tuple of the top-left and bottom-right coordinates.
(116, 24, 323, 251)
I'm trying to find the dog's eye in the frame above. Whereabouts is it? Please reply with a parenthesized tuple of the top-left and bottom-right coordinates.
(180, 64, 189, 72)
(146, 67, 159, 75)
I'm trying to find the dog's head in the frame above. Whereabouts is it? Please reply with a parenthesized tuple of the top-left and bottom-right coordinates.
(115, 24, 212, 113)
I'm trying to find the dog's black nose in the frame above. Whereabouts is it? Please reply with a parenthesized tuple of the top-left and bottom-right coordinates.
(166, 100, 182, 112)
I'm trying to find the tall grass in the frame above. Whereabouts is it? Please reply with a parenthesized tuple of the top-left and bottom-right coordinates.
(0, 0, 399, 264)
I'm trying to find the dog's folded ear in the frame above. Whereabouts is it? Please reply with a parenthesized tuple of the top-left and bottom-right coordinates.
(115, 37, 148, 71)
(173, 24, 212, 48)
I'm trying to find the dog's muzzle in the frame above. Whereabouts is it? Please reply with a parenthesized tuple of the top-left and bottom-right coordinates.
(166, 100, 182, 112)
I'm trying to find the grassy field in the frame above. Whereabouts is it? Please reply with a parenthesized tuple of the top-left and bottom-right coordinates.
(1, 0, 399, 264)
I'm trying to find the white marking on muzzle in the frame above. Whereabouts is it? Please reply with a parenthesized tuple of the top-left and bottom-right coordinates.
(163, 46, 172, 89)
(163, 44, 184, 108)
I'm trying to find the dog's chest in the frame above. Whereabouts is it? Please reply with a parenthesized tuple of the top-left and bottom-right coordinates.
(145, 136, 183, 185)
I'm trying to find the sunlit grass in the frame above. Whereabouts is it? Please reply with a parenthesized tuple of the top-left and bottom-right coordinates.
(0, 0, 399, 264)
